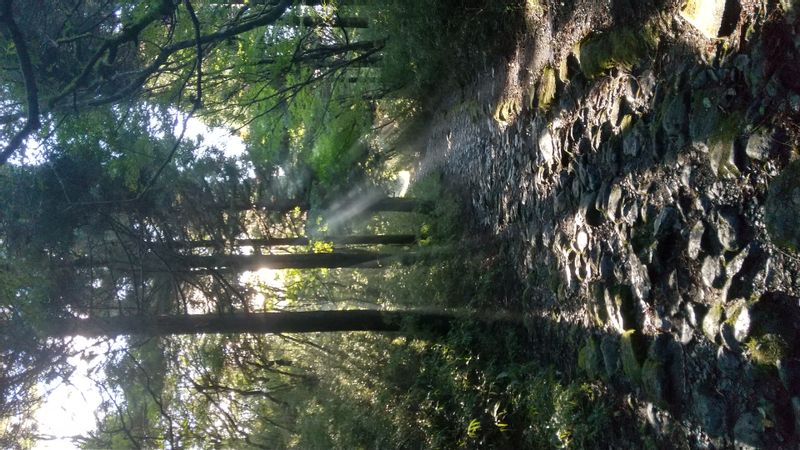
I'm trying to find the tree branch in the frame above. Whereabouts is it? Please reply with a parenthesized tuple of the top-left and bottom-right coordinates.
(183, 0, 203, 108)
(0, 0, 41, 165)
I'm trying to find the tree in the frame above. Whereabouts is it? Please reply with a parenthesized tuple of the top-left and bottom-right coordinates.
(4, 310, 455, 339)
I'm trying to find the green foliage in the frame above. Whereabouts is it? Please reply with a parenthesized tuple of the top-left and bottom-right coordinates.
(365, 0, 522, 97)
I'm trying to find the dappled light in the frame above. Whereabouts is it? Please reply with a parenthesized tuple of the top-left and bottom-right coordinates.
(1, 0, 799, 448)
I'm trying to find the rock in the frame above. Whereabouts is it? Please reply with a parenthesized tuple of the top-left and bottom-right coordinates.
(716, 209, 743, 251)
(642, 358, 668, 406)
(680, 0, 726, 38)
(621, 197, 639, 225)
(653, 207, 679, 237)
(578, 337, 603, 379)
(538, 129, 555, 165)
(605, 184, 622, 220)
(692, 388, 727, 436)
(554, 190, 569, 214)
(792, 397, 800, 436)
(701, 256, 723, 288)
(765, 160, 800, 253)
(605, 285, 636, 332)
(623, 126, 643, 157)
(642, 334, 672, 406)
(733, 412, 764, 449)
(687, 220, 705, 259)
(677, 318, 694, 344)
(725, 299, 751, 343)
(576, 230, 588, 252)
(621, 329, 646, 385)
(725, 244, 750, 280)
(777, 358, 800, 396)
(662, 95, 687, 137)
(745, 131, 771, 161)
(627, 250, 651, 303)
(702, 302, 723, 342)
(536, 66, 557, 110)
(733, 54, 750, 74)
(685, 302, 699, 327)
(601, 334, 621, 379)
(707, 137, 740, 178)
(717, 347, 741, 380)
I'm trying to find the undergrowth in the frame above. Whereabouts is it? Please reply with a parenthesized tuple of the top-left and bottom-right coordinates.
(294, 173, 619, 449)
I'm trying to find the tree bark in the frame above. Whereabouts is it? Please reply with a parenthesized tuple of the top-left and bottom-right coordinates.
(15, 310, 454, 338)
(163, 234, 418, 249)
(173, 252, 399, 270)
(73, 251, 415, 271)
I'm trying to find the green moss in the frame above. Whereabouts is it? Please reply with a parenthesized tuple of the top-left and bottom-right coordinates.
(576, 25, 658, 78)
(641, 358, 668, 407)
(578, 337, 603, 379)
(746, 334, 788, 366)
(536, 66, 557, 110)
(493, 97, 521, 124)
(620, 329, 645, 385)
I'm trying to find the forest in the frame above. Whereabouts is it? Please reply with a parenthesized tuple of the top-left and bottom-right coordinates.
(2, 0, 800, 448)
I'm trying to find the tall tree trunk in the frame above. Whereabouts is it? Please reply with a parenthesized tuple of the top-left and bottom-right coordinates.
(15, 310, 454, 338)
(230, 197, 430, 214)
(74, 251, 415, 271)
(163, 234, 418, 249)
(174, 252, 402, 270)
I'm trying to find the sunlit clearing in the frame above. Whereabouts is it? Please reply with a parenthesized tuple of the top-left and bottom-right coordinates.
(33, 336, 125, 449)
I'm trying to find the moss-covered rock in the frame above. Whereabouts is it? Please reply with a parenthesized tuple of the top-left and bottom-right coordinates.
(606, 285, 636, 332)
(642, 334, 675, 407)
(723, 299, 751, 343)
(620, 329, 646, 385)
(578, 336, 603, 379)
(702, 303, 723, 343)
(706, 114, 743, 178)
(747, 333, 789, 366)
(641, 358, 668, 407)
(536, 66, 557, 111)
(600, 334, 620, 379)
(576, 26, 658, 78)
(765, 159, 800, 253)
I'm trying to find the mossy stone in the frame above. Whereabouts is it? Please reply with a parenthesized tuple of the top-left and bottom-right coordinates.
(641, 358, 668, 407)
(620, 329, 646, 385)
(577, 26, 658, 78)
(578, 336, 603, 379)
(746, 333, 789, 366)
(706, 114, 743, 178)
(536, 66, 557, 110)
(723, 299, 750, 343)
(765, 159, 800, 253)
(601, 335, 621, 379)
